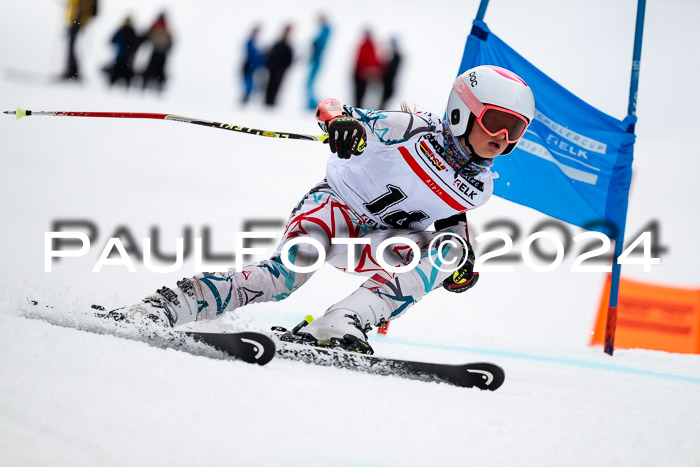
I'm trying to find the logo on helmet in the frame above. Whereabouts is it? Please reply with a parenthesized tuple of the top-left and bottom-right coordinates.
(469, 71, 478, 87)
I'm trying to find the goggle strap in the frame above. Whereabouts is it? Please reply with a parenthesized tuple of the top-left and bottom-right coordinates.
(453, 76, 485, 117)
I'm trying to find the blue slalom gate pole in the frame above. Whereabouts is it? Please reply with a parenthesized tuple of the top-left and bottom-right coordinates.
(604, 0, 647, 355)
(475, 0, 489, 21)
(627, 0, 647, 118)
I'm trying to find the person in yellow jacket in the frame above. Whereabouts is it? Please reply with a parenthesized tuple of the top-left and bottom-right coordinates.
(62, 0, 97, 80)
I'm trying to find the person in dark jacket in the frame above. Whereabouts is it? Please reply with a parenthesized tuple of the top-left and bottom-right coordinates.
(141, 12, 173, 92)
(380, 37, 402, 109)
(105, 16, 140, 88)
(264, 24, 294, 107)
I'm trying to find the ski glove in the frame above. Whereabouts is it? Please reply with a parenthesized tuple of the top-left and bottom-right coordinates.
(442, 239, 479, 293)
(327, 116, 366, 159)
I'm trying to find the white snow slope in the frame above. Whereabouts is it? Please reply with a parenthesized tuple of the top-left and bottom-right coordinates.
(2, 1, 700, 466)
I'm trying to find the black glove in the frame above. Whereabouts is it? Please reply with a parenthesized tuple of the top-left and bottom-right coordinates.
(442, 239, 479, 293)
(327, 116, 366, 159)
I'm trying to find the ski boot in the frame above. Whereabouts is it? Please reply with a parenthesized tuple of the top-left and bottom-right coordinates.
(95, 278, 200, 328)
(273, 287, 394, 354)
(275, 311, 374, 354)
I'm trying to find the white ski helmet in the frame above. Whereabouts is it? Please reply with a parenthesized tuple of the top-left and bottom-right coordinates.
(446, 65, 535, 155)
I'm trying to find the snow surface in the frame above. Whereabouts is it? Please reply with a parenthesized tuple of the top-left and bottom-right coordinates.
(2, 0, 700, 466)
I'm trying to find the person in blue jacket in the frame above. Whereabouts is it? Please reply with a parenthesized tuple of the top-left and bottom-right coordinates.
(306, 15, 331, 109)
(104, 15, 140, 88)
(241, 25, 266, 104)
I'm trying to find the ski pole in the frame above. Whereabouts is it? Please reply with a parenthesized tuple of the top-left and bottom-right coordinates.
(3, 106, 329, 143)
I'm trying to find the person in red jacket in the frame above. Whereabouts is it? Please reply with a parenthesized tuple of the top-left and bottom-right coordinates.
(141, 12, 173, 92)
(352, 29, 384, 108)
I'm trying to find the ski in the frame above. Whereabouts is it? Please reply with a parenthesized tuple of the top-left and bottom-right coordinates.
(176, 330, 504, 390)
(271, 335, 505, 391)
(184, 331, 275, 365)
(25, 299, 275, 366)
(25, 299, 503, 388)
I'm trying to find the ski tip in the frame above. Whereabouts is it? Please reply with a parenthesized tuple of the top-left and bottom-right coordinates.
(464, 363, 506, 391)
(15, 106, 27, 120)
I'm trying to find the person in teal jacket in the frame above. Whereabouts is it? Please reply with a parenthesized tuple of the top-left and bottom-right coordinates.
(306, 15, 331, 109)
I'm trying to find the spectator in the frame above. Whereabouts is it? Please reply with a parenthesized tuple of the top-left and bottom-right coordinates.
(61, 0, 97, 80)
(306, 15, 331, 110)
(264, 24, 294, 107)
(141, 12, 173, 93)
(241, 25, 266, 104)
(352, 29, 383, 108)
(105, 15, 140, 88)
(380, 37, 402, 109)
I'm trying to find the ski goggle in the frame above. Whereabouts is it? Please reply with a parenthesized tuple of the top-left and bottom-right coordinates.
(453, 76, 529, 144)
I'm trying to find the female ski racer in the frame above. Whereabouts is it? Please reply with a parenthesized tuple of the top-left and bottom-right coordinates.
(126, 65, 535, 354)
